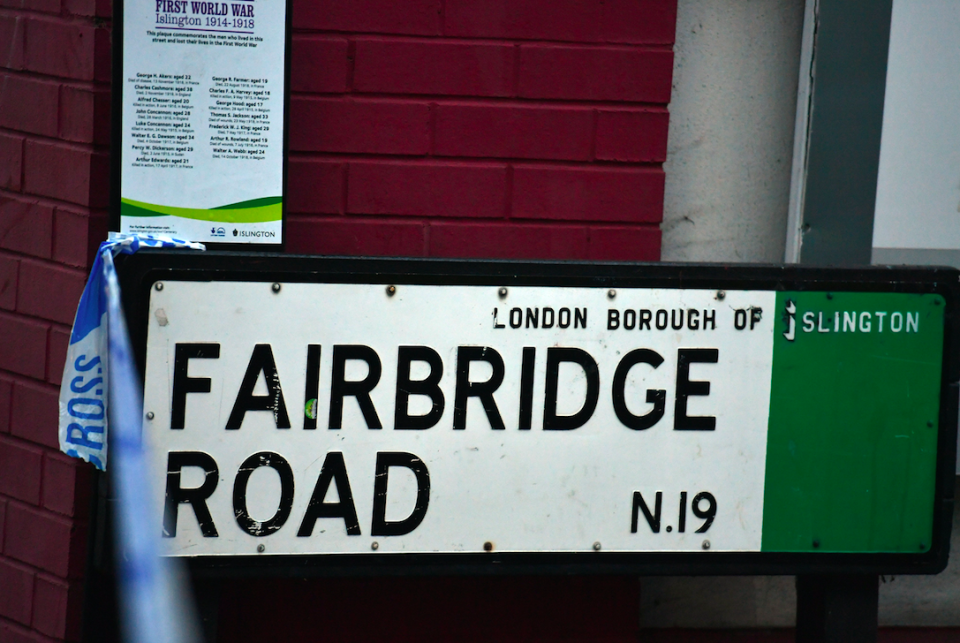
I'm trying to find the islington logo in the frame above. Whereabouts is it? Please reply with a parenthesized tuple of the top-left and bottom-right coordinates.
(783, 300, 796, 341)
(230, 229, 277, 238)
(782, 295, 923, 341)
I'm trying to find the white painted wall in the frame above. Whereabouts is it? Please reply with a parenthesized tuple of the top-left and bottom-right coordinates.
(872, 0, 960, 263)
(660, 0, 804, 263)
(649, 0, 960, 630)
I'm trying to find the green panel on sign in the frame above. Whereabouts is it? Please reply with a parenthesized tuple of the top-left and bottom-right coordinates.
(120, 197, 283, 223)
(762, 292, 944, 553)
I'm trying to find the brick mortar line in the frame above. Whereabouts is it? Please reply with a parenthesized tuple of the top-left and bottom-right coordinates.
(0, 6, 108, 24)
(427, 101, 437, 156)
(0, 186, 110, 213)
(0, 231, 103, 264)
(0, 320, 79, 342)
(0, 440, 86, 504)
(504, 164, 513, 219)
(344, 38, 356, 91)
(0, 246, 93, 276)
(0, 125, 111, 154)
(589, 109, 599, 162)
(56, 76, 113, 92)
(0, 614, 43, 638)
(328, 213, 661, 225)
(287, 153, 665, 169)
(5, 487, 84, 523)
(0, 556, 45, 575)
(511, 42, 520, 98)
(0, 432, 64, 455)
(289, 30, 676, 50)
(0, 302, 85, 331)
(0, 561, 86, 594)
(0, 66, 112, 89)
(291, 93, 671, 110)
(383, 216, 665, 226)
(0, 257, 88, 284)
(0, 366, 72, 387)
(0, 440, 63, 463)
(0, 70, 110, 93)
(17, 130, 25, 192)
(44, 327, 66, 384)
(0, 495, 87, 528)
(34, 569, 79, 584)
(0, 10, 111, 31)
(289, 214, 663, 229)
(338, 164, 348, 216)
(294, 32, 675, 49)
(0, 187, 110, 214)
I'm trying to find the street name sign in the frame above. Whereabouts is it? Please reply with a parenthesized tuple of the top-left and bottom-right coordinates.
(118, 254, 959, 575)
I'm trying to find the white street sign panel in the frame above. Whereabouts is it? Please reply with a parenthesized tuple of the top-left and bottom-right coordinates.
(143, 282, 776, 557)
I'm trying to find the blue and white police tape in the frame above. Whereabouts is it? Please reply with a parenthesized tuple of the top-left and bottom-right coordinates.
(102, 244, 202, 643)
(60, 233, 204, 643)
(58, 233, 204, 470)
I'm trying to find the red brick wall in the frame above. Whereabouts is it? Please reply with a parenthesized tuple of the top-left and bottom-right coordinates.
(286, 0, 674, 260)
(0, 0, 109, 637)
(217, 2, 674, 640)
(1, 0, 674, 640)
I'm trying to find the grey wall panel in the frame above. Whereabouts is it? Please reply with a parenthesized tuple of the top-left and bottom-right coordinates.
(798, 0, 892, 266)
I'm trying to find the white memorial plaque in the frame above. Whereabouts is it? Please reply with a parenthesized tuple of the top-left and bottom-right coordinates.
(118, 0, 287, 244)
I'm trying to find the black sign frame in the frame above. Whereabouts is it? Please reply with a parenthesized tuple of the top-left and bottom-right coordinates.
(116, 251, 960, 577)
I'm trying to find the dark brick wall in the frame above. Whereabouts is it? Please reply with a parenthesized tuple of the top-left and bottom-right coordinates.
(0, 0, 676, 640)
(218, 576, 644, 643)
(0, 0, 108, 637)
(285, 0, 674, 260)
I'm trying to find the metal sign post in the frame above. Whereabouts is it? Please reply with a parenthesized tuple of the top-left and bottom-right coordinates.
(114, 253, 958, 582)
